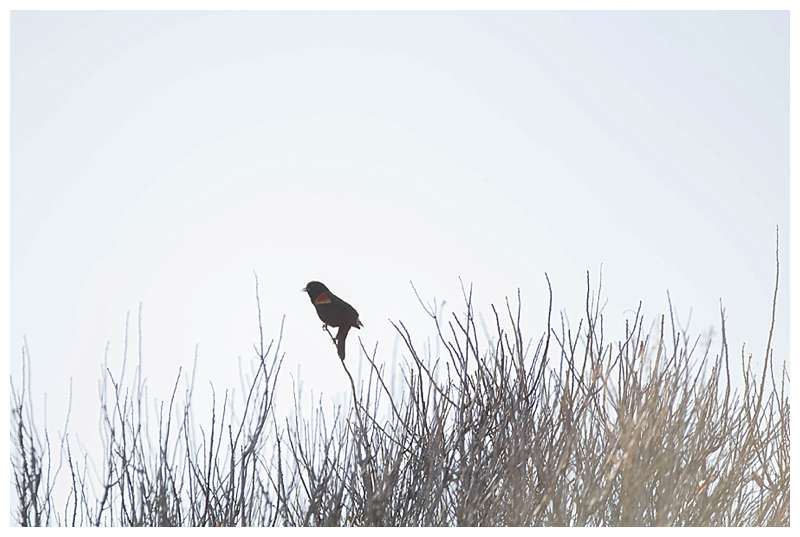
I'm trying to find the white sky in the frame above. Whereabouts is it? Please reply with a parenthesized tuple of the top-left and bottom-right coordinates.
(11, 11, 788, 445)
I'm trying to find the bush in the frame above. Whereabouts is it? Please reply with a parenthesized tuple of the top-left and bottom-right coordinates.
(11, 262, 788, 526)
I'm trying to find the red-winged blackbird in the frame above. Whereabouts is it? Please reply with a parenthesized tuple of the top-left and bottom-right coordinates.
(303, 281, 362, 360)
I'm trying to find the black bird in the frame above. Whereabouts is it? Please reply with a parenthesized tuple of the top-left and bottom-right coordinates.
(303, 281, 362, 360)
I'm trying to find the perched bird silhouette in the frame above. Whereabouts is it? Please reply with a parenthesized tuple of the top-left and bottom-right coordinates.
(302, 281, 362, 360)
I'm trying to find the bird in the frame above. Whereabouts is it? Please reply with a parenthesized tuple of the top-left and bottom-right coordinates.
(302, 281, 362, 360)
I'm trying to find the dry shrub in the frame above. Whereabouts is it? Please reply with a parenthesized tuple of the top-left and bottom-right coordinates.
(11, 258, 788, 526)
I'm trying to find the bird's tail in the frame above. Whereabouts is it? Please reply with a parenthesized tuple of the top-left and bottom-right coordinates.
(336, 325, 351, 361)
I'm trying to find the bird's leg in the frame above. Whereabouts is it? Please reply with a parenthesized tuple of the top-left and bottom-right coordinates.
(322, 325, 337, 345)
(322, 324, 342, 345)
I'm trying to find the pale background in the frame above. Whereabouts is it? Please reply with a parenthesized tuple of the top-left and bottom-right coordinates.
(11, 11, 788, 444)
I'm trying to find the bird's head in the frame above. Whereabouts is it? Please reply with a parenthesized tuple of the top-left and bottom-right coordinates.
(302, 281, 330, 301)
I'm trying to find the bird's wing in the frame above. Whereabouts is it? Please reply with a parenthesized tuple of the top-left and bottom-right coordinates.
(345, 302, 362, 327)
(313, 292, 333, 305)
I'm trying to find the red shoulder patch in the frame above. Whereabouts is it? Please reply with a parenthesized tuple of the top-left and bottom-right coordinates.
(314, 292, 332, 305)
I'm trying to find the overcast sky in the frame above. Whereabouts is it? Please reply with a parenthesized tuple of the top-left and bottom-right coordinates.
(11, 11, 788, 443)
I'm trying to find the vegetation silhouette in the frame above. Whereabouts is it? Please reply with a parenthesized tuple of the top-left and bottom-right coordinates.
(11, 241, 787, 526)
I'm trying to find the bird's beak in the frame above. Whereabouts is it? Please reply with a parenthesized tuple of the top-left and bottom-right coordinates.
(301, 287, 307, 292)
